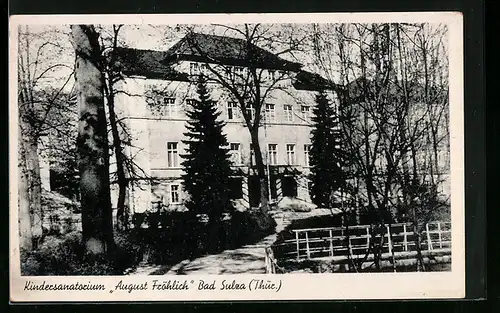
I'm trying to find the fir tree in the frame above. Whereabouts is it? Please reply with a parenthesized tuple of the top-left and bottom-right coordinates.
(309, 91, 345, 208)
(181, 75, 234, 223)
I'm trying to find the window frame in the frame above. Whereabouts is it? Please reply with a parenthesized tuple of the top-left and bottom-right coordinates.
(227, 101, 239, 120)
(301, 105, 311, 120)
(229, 142, 242, 165)
(164, 97, 176, 118)
(284, 104, 294, 122)
(268, 143, 278, 165)
(286, 144, 296, 165)
(246, 103, 255, 121)
(170, 184, 180, 204)
(186, 98, 197, 106)
(265, 103, 276, 122)
(166, 142, 179, 168)
(304, 144, 311, 167)
(189, 62, 199, 76)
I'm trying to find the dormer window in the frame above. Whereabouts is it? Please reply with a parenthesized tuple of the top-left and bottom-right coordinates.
(186, 98, 197, 106)
(265, 103, 276, 122)
(190, 63, 199, 75)
(268, 70, 276, 80)
(164, 97, 176, 117)
(234, 66, 244, 77)
(301, 105, 311, 121)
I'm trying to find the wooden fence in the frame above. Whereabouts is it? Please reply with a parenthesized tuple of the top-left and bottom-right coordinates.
(265, 221, 451, 272)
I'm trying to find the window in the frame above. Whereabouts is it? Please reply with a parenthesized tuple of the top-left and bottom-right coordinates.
(284, 104, 294, 122)
(190, 63, 199, 75)
(227, 102, 239, 120)
(250, 144, 256, 166)
(265, 103, 276, 122)
(164, 97, 176, 117)
(167, 142, 179, 168)
(286, 144, 296, 165)
(225, 66, 234, 79)
(301, 105, 311, 120)
(170, 184, 180, 204)
(268, 70, 275, 80)
(246, 103, 255, 121)
(186, 98, 197, 106)
(268, 144, 278, 165)
(304, 144, 311, 166)
(234, 66, 244, 77)
(230, 143, 242, 165)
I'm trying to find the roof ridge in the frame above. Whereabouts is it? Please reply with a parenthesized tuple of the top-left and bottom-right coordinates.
(187, 31, 246, 41)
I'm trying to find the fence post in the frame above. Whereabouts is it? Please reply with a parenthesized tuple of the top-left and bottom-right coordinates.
(265, 248, 270, 273)
(426, 223, 433, 251)
(403, 224, 408, 251)
(305, 231, 311, 259)
(305, 230, 311, 259)
(437, 222, 443, 249)
(329, 229, 334, 257)
(295, 231, 300, 261)
(386, 225, 392, 255)
(366, 227, 370, 249)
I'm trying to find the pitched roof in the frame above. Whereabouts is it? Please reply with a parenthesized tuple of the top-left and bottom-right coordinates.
(293, 70, 339, 92)
(162, 32, 302, 71)
(112, 47, 190, 81)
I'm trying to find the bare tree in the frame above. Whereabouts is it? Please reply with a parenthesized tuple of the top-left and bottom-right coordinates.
(175, 24, 307, 213)
(70, 25, 114, 254)
(311, 23, 449, 271)
(97, 24, 165, 229)
(17, 25, 74, 250)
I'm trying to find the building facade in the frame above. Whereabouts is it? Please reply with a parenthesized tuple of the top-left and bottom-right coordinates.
(110, 32, 450, 217)
(112, 33, 335, 214)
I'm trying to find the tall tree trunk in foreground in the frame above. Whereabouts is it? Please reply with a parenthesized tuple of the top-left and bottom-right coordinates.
(18, 122, 33, 251)
(18, 101, 44, 250)
(71, 25, 114, 254)
(18, 25, 44, 249)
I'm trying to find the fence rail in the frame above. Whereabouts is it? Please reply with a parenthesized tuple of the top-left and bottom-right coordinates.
(266, 221, 451, 269)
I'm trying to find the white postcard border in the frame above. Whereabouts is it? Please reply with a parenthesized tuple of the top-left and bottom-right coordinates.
(9, 12, 465, 302)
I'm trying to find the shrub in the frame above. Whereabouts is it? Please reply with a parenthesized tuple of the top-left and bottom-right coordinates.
(276, 197, 316, 212)
(20, 231, 144, 276)
(227, 210, 276, 247)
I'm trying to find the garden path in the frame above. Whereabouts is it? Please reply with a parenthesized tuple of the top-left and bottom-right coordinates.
(125, 208, 332, 275)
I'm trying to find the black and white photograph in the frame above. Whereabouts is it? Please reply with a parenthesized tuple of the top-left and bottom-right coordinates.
(9, 13, 465, 301)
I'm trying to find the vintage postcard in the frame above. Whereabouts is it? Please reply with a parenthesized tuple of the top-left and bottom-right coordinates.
(9, 12, 465, 302)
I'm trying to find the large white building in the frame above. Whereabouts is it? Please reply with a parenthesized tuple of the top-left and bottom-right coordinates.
(110, 32, 450, 217)
(111, 33, 335, 214)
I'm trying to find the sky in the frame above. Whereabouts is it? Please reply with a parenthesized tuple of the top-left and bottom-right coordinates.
(17, 23, 448, 94)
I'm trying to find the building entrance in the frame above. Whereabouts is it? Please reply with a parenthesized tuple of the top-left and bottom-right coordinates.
(282, 176, 297, 197)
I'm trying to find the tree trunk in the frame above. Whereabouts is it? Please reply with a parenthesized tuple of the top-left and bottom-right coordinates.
(71, 25, 114, 255)
(412, 204, 426, 272)
(106, 81, 128, 231)
(18, 70, 44, 248)
(18, 123, 32, 251)
(250, 128, 269, 213)
(25, 136, 43, 247)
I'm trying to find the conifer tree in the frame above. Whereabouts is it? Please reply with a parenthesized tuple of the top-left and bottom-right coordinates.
(309, 91, 345, 208)
(181, 75, 234, 223)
